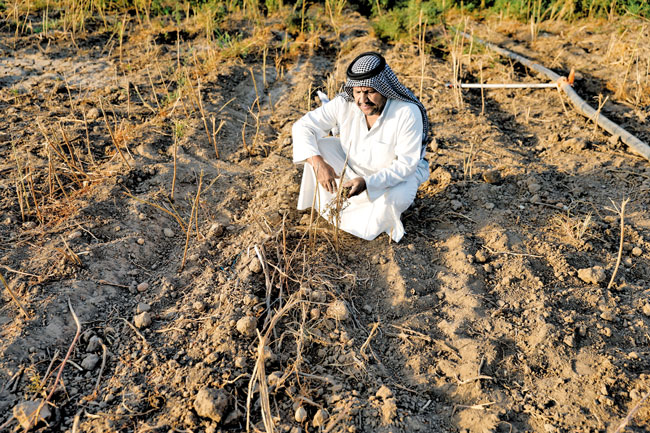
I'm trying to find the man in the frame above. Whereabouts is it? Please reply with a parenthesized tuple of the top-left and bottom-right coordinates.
(292, 51, 430, 242)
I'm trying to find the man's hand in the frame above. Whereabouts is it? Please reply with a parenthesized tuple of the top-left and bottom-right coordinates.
(307, 155, 338, 194)
(342, 177, 366, 197)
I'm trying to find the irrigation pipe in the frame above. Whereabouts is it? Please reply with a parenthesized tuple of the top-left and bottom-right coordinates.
(454, 29, 650, 162)
(447, 82, 559, 89)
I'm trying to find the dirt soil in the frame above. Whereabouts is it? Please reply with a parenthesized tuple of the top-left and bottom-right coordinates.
(1, 8, 650, 433)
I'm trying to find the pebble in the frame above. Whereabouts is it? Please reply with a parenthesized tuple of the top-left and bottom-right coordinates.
(86, 107, 100, 120)
(267, 371, 282, 387)
(527, 183, 542, 194)
(600, 311, 614, 322)
(309, 290, 327, 303)
(485, 202, 495, 210)
(137, 302, 151, 313)
(482, 169, 502, 184)
(134, 312, 152, 329)
(642, 303, 650, 317)
(577, 266, 606, 284)
(86, 335, 103, 352)
(208, 223, 224, 238)
(327, 300, 349, 321)
(632, 247, 642, 257)
(376, 385, 393, 400)
(193, 301, 205, 312)
(475, 250, 487, 263)
(236, 316, 257, 337)
(312, 409, 329, 427)
(68, 231, 82, 240)
(194, 388, 229, 423)
(81, 354, 100, 370)
(295, 406, 307, 423)
(563, 334, 575, 348)
(451, 200, 462, 210)
(137, 238, 145, 245)
(163, 228, 174, 238)
(13, 401, 51, 429)
(137, 282, 149, 292)
(310, 308, 321, 320)
(234, 356, 247, 369)
(249, 258, 262, 273)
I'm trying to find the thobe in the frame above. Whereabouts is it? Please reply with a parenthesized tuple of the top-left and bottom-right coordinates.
(292, 96, 429, 242)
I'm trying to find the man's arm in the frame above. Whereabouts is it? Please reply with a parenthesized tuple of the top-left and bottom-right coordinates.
(292, 97, 342, 164)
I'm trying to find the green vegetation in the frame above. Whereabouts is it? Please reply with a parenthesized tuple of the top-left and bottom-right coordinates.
(1, 0, 647, 45)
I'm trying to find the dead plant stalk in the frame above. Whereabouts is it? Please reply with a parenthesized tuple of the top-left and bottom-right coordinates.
(0, 271, 29, 318)
(30, 299, 81, 429)
(179, 171, 203, 272)
(607, 197, 629, 289)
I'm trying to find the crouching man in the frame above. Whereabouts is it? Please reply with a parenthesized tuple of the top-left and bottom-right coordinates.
(292, 51, 430, 242)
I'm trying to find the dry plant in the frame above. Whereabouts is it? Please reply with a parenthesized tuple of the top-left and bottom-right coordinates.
(180, 171, 204, 272)
(0, 271, 29, 318)
(606, 197, 629, 290)
(549, 211, 594, 246)
(325, 0, 346, 36)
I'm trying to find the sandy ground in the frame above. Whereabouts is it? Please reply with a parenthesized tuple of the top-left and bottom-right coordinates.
(1, 8, 650, 433)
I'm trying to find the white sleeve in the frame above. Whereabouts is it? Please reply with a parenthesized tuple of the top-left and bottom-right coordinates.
(363, 104, 423, 201)
(292, 97, 344, 163)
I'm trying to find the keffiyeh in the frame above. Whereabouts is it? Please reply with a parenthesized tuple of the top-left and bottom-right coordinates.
(339, 51, 430, 154)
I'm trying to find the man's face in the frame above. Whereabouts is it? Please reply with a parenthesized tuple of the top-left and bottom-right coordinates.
(353, 86, 387, 117)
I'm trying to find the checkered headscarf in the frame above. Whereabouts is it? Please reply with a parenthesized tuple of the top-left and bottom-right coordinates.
(340, 52, 430, 155)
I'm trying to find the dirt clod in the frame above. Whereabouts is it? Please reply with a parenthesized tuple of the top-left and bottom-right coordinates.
(194, 388, 229, 423)
(577, 266, 606, 284)
(134, 312, 152, 329)
(236, 316, 258, 336)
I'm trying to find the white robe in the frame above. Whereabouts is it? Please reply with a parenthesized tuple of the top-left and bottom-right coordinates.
(292, 97, 429, 242)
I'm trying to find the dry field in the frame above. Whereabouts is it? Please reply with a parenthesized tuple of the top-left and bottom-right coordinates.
(1, 4, 650, 433)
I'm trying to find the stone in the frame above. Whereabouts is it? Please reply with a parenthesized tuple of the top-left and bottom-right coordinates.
(234, 356, 247, 369)
(632, 247, 642, 257)
(642, 303, 650, 317)
(295, 406, 307, 423)
(81, 354, 100, 370)
(193, 301, 205, 312)
(527, 183, 542, 194)
(327, 300, 349, 321)
(267, 371, 282, 387)
(563, 334, 575, 347)
(376, 385, 393, 400)
(482, 169, 502, 184)
(600, 311, 614, 322)
(451, 200, 462, 210)
(137, 302, 151, 313)
(313, 409, 329, 427)
(194, 388, 229, 423)
(134, 312, 152, 329)
(137, 238, 145, 245)
(474, 250, 487, 263)
(86, 107, 100, 120)
(236, 316, 257, 337)
(13, 400, 51, 430)
(577, 266, 606, 284)
(86, 335, 103, 352)
(163, 228, 174, 238)
(208, 223, 224, 238)
(248, 258, 262, 273)
(136, 282, 149, 292)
